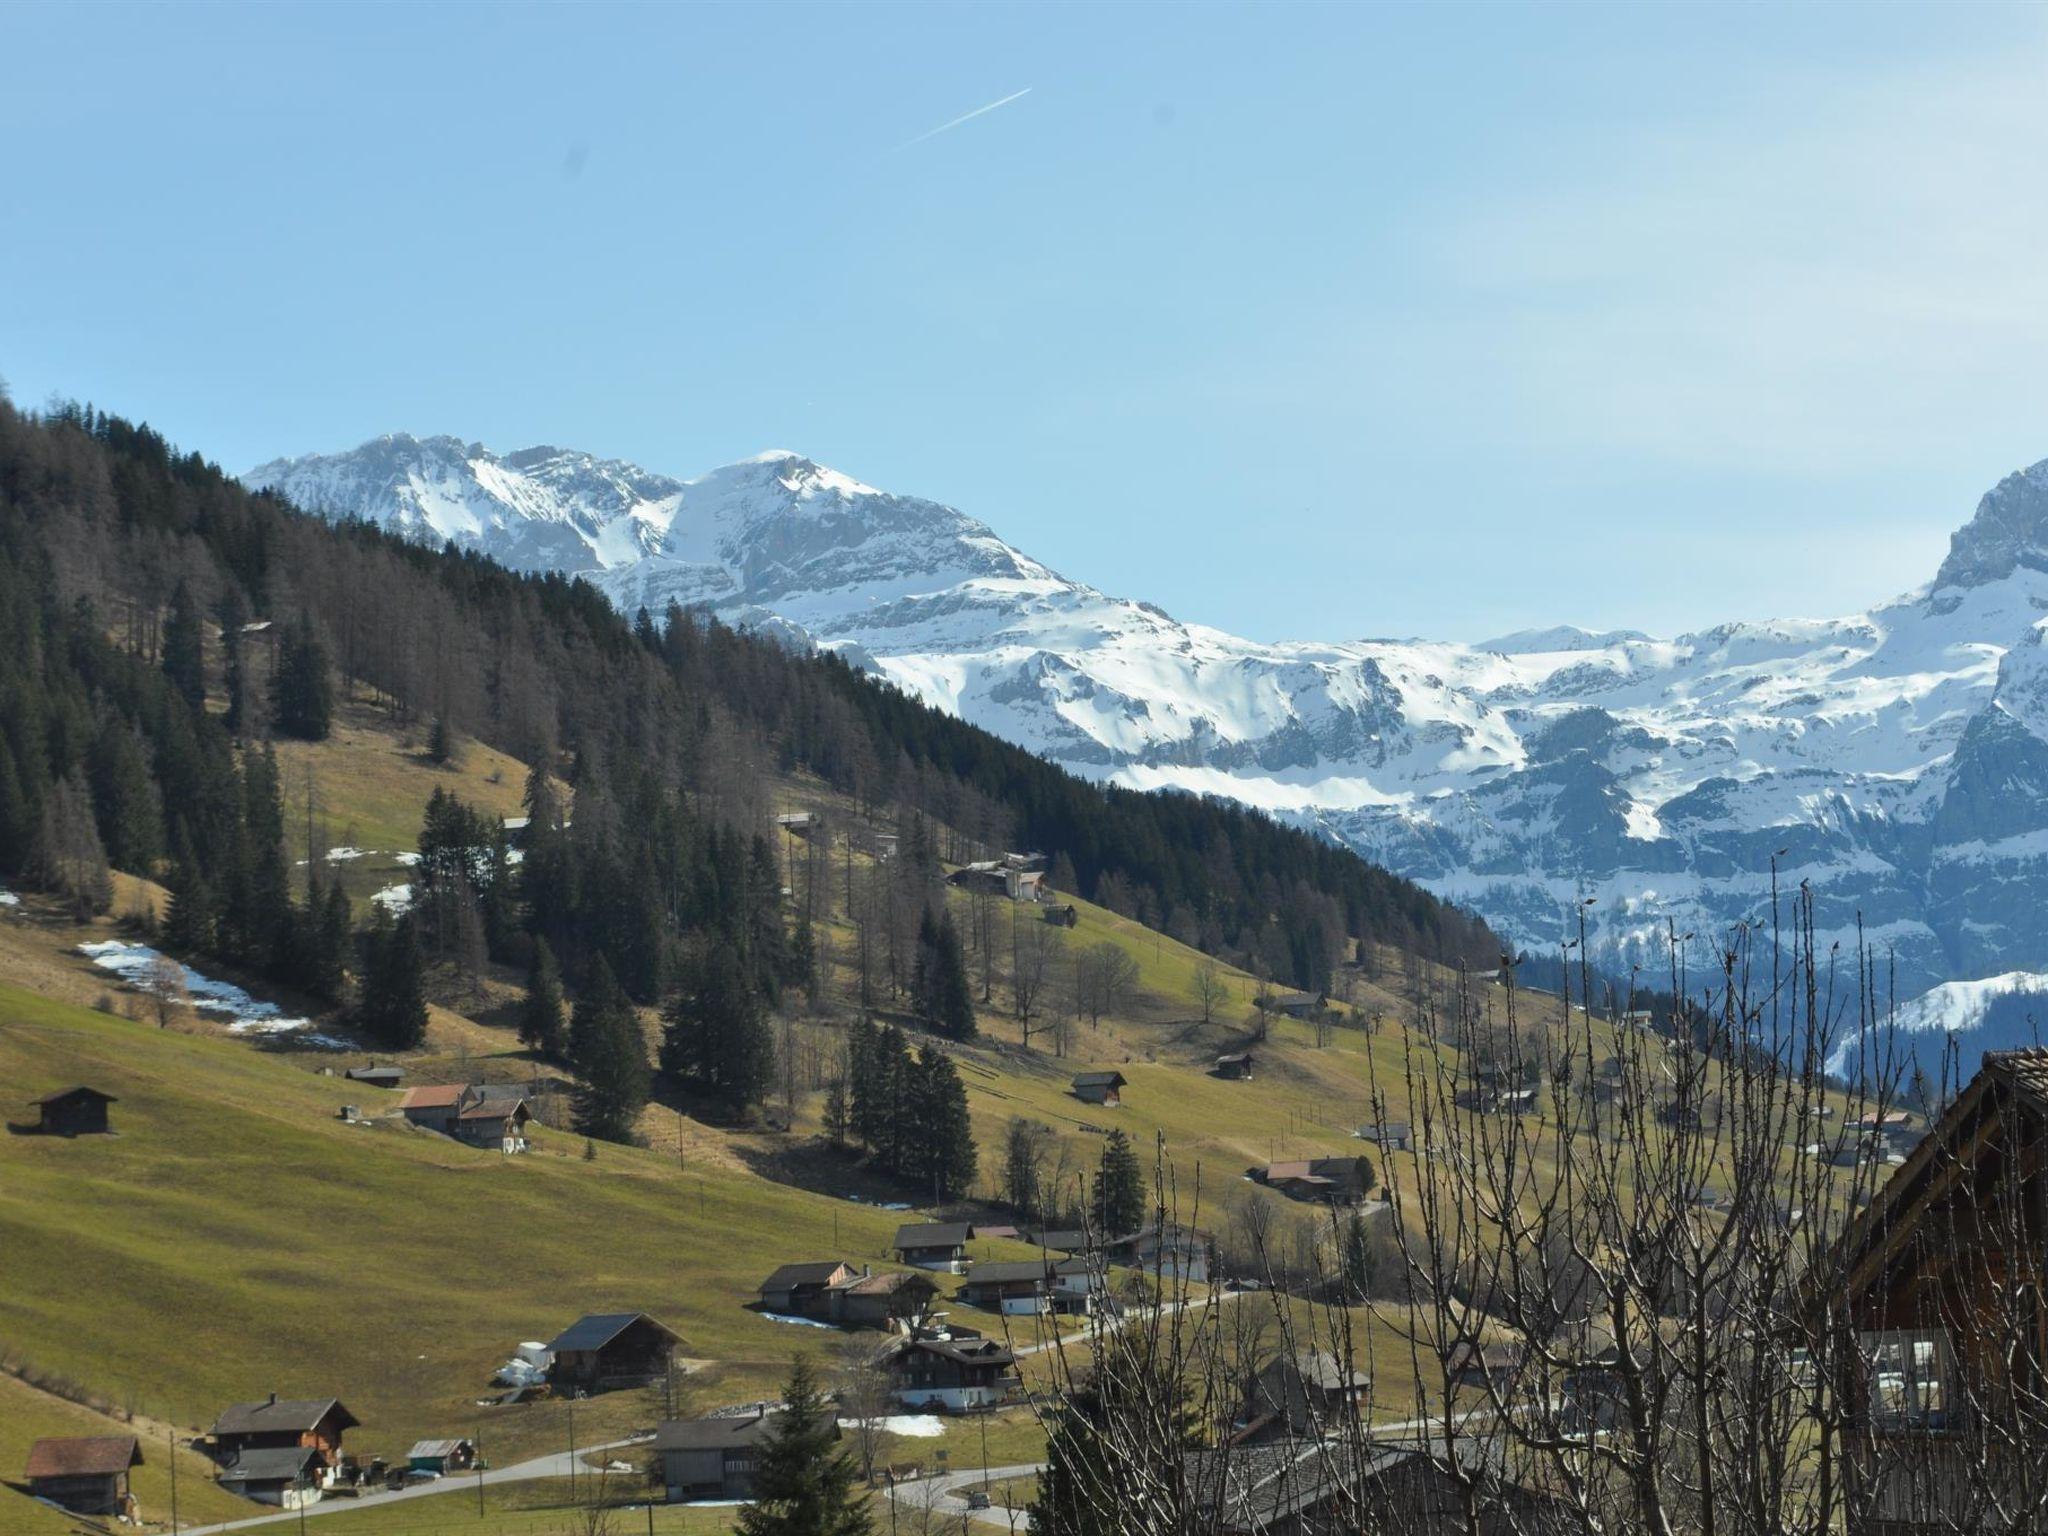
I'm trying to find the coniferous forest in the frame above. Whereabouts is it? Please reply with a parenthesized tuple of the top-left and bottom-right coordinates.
(0, 396, 1495, 997)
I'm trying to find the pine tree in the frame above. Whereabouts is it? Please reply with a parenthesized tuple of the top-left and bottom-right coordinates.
(272, 611, 332, 741)
(161, 845, 215, 954)
(162, 579, 206, 711)
(1092, 1128, 1146, 1240)
(307, 878, 352, 1002)
(358, 912, 428, 1050)
(929, 910, 976, 1039)
(569, 957, 650, 1142)
(520, 938, 567, 1058)
(911, 907, 976, 1040)
(847, 1015, 880, 1151)
(910, 1046, 977, 1200)
(661, 941, 773, 1112)
(735, 1355, 872, 1536)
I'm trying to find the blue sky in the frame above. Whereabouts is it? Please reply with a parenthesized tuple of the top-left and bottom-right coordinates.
(4, 1, 2047, 642)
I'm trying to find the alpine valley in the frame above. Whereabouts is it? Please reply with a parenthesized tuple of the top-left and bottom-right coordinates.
(247, 436, 2048, 1037)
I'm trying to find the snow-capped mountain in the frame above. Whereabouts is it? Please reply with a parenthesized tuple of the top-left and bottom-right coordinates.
(247, 436, 2048, 1017)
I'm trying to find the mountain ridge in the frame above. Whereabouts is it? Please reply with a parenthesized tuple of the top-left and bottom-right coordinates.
(247, 434, 2048, 1015)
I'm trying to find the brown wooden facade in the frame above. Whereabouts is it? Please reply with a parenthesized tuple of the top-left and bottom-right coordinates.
(1824, 1050, 2048, 1536)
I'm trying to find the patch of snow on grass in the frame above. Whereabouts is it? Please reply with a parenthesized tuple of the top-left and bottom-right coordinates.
(77, 940, 350, 1048)
(842, 1414, 945, 1438)
(762, 1312, 838, 1330)
(371, 883, 414, 914)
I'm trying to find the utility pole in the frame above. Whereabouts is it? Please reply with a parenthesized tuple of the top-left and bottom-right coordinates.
(168, 1427, 179, 1536)
(567, 1398, 577, 1501)
(476, 1417, 486, 1516)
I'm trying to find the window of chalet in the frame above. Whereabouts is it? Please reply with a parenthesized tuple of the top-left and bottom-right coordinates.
(1861, 1331, 1953, 1431)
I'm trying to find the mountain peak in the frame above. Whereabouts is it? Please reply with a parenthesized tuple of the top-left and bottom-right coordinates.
(1933, 456, 2048, 590)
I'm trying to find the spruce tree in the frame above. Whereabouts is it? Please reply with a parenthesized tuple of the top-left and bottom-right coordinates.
(929, 910, 976, 1040)
(308, 879, 352, 1002)
(569, 957, 650, 1142)
(911, 1046, 977, 1200)
(272, 611, 333, 741)
(846, 1015, 880, 1151)
(358, 912, 429, 1050)
(161, 847, 215, 954)
(1092, 1128, 1146, 1240)
(661, 941, 773, 1113)
(735, 1355, 872, 1536)
(162, 579, 206, 711)
(911, 907, 975, 1040)
(520, 938, 567, 1058)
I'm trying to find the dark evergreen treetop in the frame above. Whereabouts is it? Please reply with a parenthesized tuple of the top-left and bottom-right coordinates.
(735, 1354, 872, 1536)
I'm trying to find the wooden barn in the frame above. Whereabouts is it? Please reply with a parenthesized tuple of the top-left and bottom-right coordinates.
(21, 1436, 142, 1517)
(545, 1312, 682, 1394)
(757, 1260, 859, 1317)
(30, 1086, 116, 1136)
(1213, 1052, 1256, 1081)
(656, 1411, 821, 1501)
(406, 1439, 478, 1475)
(1070, 1070, 1127, 1107)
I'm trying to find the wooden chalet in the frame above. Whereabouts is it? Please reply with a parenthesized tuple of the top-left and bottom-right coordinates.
(1445, 1342, 1525, 1393)
(1105, 1221, 1212, 1281)
(217, 1446, 322, 1508)
(545, 1312, 682, 1394)
(830, 1268, 939, 1330)
(1043, 902, 1079, 928)
(1070, 1070, 1127, 1107)
(1191, 1434, 1555, 1536)
(1254, 1156, 1374, 1205)
(22, 1436, 142, 1517)
(1818, 1050, 2048, 1535)
(209, 1395, 358, 1495)
(1214, 1052, 1257, 1081)
(757, 1260, 859, 1316)
(451, 1089, 532, 1153)
(657, 1410, 825, 1501)
(400, 1083, 532, 1151)
(884, 1328, 1019, 1411)
(948, 860, 1044, 902)
(30, 1086, 115, 1136)
(1262, 990, 1325, 1019)
(1356, 1121, 1412, 1153)
(956, 1259, 1053, 1313)
(1234, 1350, 1372, 1445)
(893, 1221, 975, 1274)
(344, 1064, 405, 1089)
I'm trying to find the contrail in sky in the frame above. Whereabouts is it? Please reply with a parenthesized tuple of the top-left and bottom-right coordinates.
(897, 87, 1032, 150)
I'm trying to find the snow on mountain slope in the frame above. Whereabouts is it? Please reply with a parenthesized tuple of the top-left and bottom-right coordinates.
(246, 438, 2048, 999)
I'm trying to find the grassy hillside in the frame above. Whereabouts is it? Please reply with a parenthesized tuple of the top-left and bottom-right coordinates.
(0, 1374, 254, 1534)
(0, 984, 1049, 1474)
